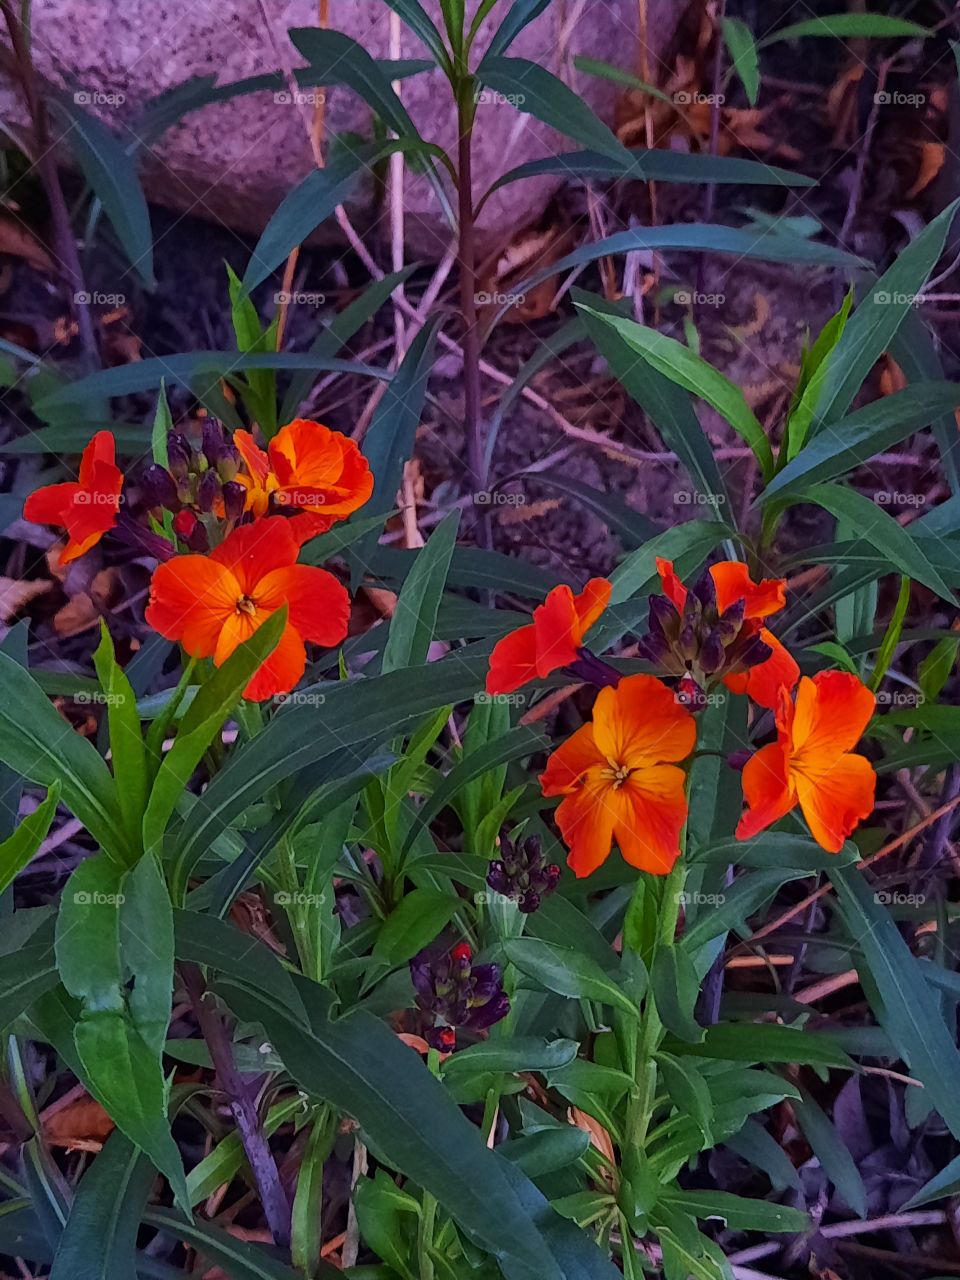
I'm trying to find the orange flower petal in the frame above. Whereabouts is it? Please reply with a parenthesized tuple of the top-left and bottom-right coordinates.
(77, 430, 117, 487)
(256, 564, 351, 648)
(791, 671, 875, 763)
(539, 721, 599, 795)
(209, 516, 299, 595)
(486, 622, 539, 695)
(742, 629, 800, 710)
(243, 622, 307, 701)
(24, 482, 78, 527)
(796, 752, 876, 853)
(656, 558, 687, 610)
(532, 585, 582, 675)
(555, 773, 617, 877)
(615, 764, 688, 874)
(735, 741, 796, 841)
(572, 577, 612, 640)
(287, 512, 336, 545)
(591, 675, 696, 769)
(233, 429, 272, 486)
(710, 561, 786, 619)
(145, 557, 239, 657)
(270, 419, 373, 518)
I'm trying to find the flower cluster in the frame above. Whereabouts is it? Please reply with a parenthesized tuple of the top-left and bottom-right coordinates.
(486, 832, 560, 913)
(486, 560, 876, 874)
(24, 418, 372, 701)
(410, 943, 510, 1050)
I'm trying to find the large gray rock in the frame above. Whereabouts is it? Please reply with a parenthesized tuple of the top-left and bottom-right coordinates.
(7, 1, 680, 255)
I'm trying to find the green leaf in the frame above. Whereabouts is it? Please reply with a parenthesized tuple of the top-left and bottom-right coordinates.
(243, 141, 431, 295)
(665, 1022, 852, 1069)
(49, 94, 154, 286)
(383, 0, 448, 68)
(477, 56, 631, 162)
(0, 652, 125, 860)
(722, 18, 760, 105)
(659, 1188, 808, 1233)
(401, 724, 547, 858)
(793, 1091, 867, 1218)
(831, 862, 960, 1141)
(0, 781, 60, 895)
(804, 200, 960, 434)
(576, 303, 774, 479)
(502, 937, 637, 1018)
(382, 511, 460, 672)
(534, 471, 658, 547)
(173, 653, 488, 891)
(142, 608, 285, 858)
(144, 1208, 324, 1280)
(650, 945, 703, 1043)
(761, 14, 929, 45)
(763, 381, 960, 501)
(509, 224, 862, 312)
(576, 291, 731, 514)
(92, 623, 148, 857)
(372, 888, 461, 967)
(442, 1037, 579, 1077)
(794, 483, 954, 600)
(173, 909, 307, 1021)
(918, 636, 959, 703)
(289, 27, 422, 137)
(693, 832, 858, 873)
(501, 1127, 591, 1177)
(219, 980, 620, 1279)
(119, 855, 174, 1057)
(279, 267, 414, 425)
(657, 1053, 714, 1146)
(0, 942, 59, 1030)
(492, 148, 812, 192)
(353, 318, 441, 572)
(34, 351, 381, 413)
(49, 1131, 156, 1280)
(483, 0, 552, 59)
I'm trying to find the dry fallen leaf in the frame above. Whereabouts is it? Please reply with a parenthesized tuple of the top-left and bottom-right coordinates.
(0, 575, 50, 621)
(906, 141, 945, 199)
(42, 1094, 115, 1150)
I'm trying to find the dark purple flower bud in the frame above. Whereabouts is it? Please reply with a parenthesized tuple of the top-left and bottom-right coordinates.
(201, 419, 228, 469)
(699, 630, 726, 675)
(467, 991, 511, 1031)
(222, 480, 246, 523)
(648, 594, 679, 634)
(485, 832, 560, 913)
(692, 569, 716, 609)
(140, 463, 178, 511)
(716, 598, 745, 640)
(197, 468, 221, 514)
(166, 432, 192, 480)
(737, 631, 773, 670)
(409, 943, 509, 1049)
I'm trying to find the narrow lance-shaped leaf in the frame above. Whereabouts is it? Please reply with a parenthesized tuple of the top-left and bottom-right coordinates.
(92, 622, 148, 859)
(0, 781, 60, 895)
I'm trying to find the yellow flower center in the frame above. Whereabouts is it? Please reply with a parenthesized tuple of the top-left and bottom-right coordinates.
(601, 760, 632, 790)
(236, 594, 257, 617)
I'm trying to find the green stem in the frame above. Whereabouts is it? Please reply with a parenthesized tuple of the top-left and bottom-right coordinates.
(418, 1047, 442, 1280)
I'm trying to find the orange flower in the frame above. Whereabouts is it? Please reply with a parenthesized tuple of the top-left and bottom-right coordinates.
(486, 579, 611, 695)
(656, 558, 799, 710)
(233, 419, 372, 538)
(145, 515, 350, 701)
(540, 674, 695, 877)
(23, 430, 123, 563)
(736, 670, 876, 852)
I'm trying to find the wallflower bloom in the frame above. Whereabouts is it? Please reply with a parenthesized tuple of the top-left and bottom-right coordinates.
(540, 674, 695, 877)
(486, 578, 611, 695)
(655, 558, 799, 709)
(233, 418, 372, 538)
(23, 431, 123, 563)
(145, 516, 350, 701)
(736, 670, 876, 852)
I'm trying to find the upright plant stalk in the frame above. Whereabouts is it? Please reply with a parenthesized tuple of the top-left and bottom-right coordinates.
(183, 964, 293, 1246)
(455, 76, 485, 501)
(0, 0, 98, 362)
